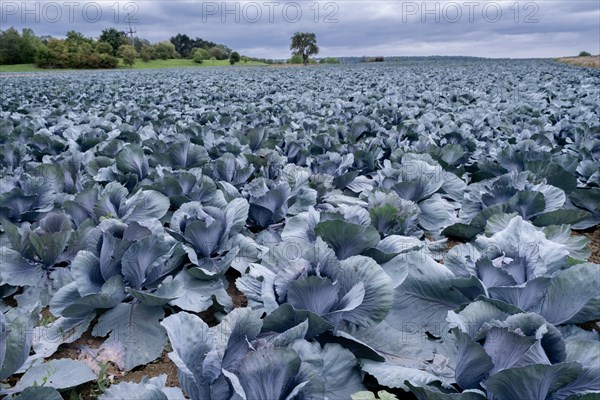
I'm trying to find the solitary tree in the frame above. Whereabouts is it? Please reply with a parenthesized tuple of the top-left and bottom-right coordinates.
(578, 51, 592, 57)
(290, 32, 319, 65)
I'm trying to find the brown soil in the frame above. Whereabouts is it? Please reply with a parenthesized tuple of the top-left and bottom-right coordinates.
(587, 229, 600, 264)
(558, 56, 600, 68)
(196, 305, 220, 327)
(50, 328, 100, 361)
(226, 268, 248, 309)
(440, 228, 600, 265)
(435, 238, 464, 264)
(446, 238, 464, 251)
(572, 228, 600, 264)
(194, 269, 248, 327)
(45, 320, 179, 398)
(580, 320, 600, 334)
(2, 295, 18, 308)
(111, 351, 179, 387)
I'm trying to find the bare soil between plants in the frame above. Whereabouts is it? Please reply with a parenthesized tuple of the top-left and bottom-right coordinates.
(5, 230, 598, 399)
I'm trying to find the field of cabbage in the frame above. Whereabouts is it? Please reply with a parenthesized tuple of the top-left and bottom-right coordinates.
(0, 59, 599, 399)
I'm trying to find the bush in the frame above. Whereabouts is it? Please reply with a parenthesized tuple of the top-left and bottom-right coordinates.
(578, 51, 592, 57)
(192, 48, 208, 63)
(98, 54, 118, 68)
(230, 51, 240, 65)
(140, 45, 154, 62)
(82, 53, 100, 68)
(320, 57, 340, 64)
(96, 41, 112, 54)
(289, 54, 303, 64)
(119, 44, 137, 68)
(193, 52, 204, 64)
(34, 39, 68, 68)
(34, 40, 118, 69)
(208, 46, 229, 60)
(361, 56, 385, 63)
(34, 44, 53, 68)
(154, 42, 176, 60)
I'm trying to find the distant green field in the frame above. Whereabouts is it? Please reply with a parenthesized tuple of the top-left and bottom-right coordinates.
(0, 59, 267, 73)
(0, 63, 47, 72)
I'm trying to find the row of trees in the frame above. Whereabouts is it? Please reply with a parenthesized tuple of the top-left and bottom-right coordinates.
(170, 33, 222, 58)
(0, 28, 42, 65)
(288, 32, 342, 65)
(30, 30, 120, 69)
(0, 28, 248, 69)
(1, 29, 335, 69)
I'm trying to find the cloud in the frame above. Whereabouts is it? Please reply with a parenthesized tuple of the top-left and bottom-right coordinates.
(1, 0, 598, 58)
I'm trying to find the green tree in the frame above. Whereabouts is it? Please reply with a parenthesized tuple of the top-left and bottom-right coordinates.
(289, 54, 303, 64)
(98, 54, 118, 68)
(66, 30, 91, 45)
(241, 55, 249, 63)
(133, 37, 151, 53)
(96, 41, 113, 54)
(34, 44, 52, 67)
(119, 44, 137, 68)
(320, 57, 340, 64)
(190, 37, 218, 51)
(0, 28, 22, 64)
(19, 28, 40, 63)
(154, 41, 176, 60)
(192, 48, 209, 61)
(290, 32, 319, 65)
(578, 51, 592, 57)
(35, 38, 68, 68)
(193, 52, 204, 64)
(34, 35, 119, 70)
(170, 33, 194, 58)
(140, 44, 154, 62)
(208, 45, 230, 60)
(229, 51, 240, 65)
(99, 28, 128, 55)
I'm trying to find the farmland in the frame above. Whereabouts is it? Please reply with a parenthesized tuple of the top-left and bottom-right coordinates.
(0, 59, 599, 399)
(558, 56, 600, 69)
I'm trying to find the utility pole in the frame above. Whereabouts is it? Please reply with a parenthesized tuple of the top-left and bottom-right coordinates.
(127, 18, 136, 46)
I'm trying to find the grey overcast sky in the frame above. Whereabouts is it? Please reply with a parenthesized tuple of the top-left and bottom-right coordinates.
(1, 0, 599, 58)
